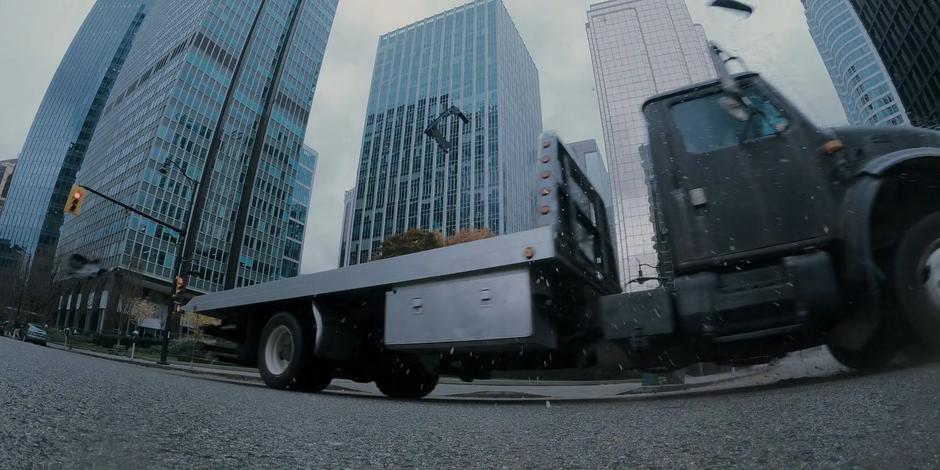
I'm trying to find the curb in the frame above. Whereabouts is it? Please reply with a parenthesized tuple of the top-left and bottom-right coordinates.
(48, 343, 262, 383)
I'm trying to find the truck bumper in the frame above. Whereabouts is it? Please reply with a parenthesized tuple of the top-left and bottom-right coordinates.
(675, 251, 841, 343)
(601, 251, 841, 369)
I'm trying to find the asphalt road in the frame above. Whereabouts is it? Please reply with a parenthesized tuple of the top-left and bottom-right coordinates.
(2, 336, 939, 469)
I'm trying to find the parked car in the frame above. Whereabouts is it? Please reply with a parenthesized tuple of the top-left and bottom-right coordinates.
(22, 323, 48, 346)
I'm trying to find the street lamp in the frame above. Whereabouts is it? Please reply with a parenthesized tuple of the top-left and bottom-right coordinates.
(156, 159, 201, 365)
(424, 105, 470, 153)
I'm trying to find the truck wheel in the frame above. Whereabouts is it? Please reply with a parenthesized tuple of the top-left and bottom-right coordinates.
(258, 312, 332, 391)
(894, 212, 940, 351)
(374, 355, 439, 399)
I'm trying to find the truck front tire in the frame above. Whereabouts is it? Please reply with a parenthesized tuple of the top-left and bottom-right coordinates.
(258, 312, 332, 391)
(894, 212, 940, 351)
(374, 354, 439, 399)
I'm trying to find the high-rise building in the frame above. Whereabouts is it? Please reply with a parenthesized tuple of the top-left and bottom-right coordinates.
(804, 0, 908, 126)
(0, 1, 150, 290)
(338, 187, 355, 268)
(848, 0, 940, 129)
(0, 158, 18, 216)
(586, 0, 715, 289)
(342, 0, 542, 266)
(283, 145, 318, 279)
(54, 0, 337, 332)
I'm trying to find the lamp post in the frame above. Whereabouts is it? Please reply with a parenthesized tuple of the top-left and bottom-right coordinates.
(157, 159, 200, 365)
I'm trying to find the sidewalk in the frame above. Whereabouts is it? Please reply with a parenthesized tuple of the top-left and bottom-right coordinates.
(48, 341, 775, 400)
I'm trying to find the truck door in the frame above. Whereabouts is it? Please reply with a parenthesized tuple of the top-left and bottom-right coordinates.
(662, 82, 833, 270)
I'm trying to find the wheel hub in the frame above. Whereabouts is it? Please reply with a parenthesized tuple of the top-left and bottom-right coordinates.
(264, 325, 294, 376)
(922, 240, 940, 309)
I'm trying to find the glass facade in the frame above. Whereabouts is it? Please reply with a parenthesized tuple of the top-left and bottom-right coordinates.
(804, 0, 909, 126)
(282, 145, 317, 279)
(0, 158, 17, 217)
(337, 187, 355, 268)
(849, 0, 940, 129)
(342, 0, 542, 266)
(0, 1, 150, 286)
(56, 0, 337, 292)
(586, 0, 715, 290)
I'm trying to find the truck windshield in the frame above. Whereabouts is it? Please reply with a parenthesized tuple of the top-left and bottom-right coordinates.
(671, 89, 789, 154)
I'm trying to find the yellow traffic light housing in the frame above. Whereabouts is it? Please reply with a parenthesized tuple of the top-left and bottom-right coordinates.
(64, 185, 86, 215)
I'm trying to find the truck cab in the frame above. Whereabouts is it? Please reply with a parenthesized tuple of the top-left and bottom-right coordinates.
(604, 71, 940, 371)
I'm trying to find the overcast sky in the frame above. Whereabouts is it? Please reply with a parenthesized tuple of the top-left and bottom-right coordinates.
(0, 0, 846, 274)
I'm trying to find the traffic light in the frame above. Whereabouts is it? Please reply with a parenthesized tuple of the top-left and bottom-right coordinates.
(63, 185, 86, 216)
(174, 275, 186, 296)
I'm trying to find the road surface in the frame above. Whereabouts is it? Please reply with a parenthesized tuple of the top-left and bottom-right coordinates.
(2, 336, 938, 468)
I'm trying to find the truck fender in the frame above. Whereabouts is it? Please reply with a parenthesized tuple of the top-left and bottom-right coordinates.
(835, 150, 940, 349)
(832, 176, 883, 349)
(859, 147, 940, 176)
(311, 300, 362, 360)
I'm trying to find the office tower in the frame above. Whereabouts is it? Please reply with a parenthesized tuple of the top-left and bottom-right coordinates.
(343, 0, 542, 266)
(849, 0, 940, 129)
(804, 0, 908, 126)
(338, 188, 355, 268)
(0, 158, 17, 216)
(54, 0, 337, 332)
(586, 0, 715, 289)
(283, 145, 318, 279)
(0, 1, 150, 290)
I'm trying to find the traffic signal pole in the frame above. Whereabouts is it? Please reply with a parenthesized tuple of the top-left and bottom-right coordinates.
(77, 185, 184, 234)
(70, 184, 192, 365)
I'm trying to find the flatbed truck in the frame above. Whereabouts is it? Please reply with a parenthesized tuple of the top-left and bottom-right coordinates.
(187, 61, 940, 398)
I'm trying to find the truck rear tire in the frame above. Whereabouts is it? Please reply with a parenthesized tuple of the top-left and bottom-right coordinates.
(258, 312, 332, 391)
(374, 355, 438, 399)
(893, 212, 940, 351)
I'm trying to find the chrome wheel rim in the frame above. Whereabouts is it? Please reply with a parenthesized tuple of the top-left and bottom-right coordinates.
(922, 240, 940, 310)
(264, 325, 294, 376)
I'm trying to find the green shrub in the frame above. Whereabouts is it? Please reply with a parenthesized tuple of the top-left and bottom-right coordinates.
(375, 229, 443, 259)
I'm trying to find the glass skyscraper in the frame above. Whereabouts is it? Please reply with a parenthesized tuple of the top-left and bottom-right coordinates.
(283, 145, 317, 279)
(0, 1, 150, 289)
(56, 0, 336, 302)
(804, 0, 909, 127)
(586, 0, 715, 290)
(849, 0, 940, 129)
(341, 0, 542, 266)
(0, 158, 18, 217)
(338, 187, 355, 268)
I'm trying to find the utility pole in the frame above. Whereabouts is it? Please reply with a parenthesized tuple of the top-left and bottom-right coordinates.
(155, 159, 200, 365)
